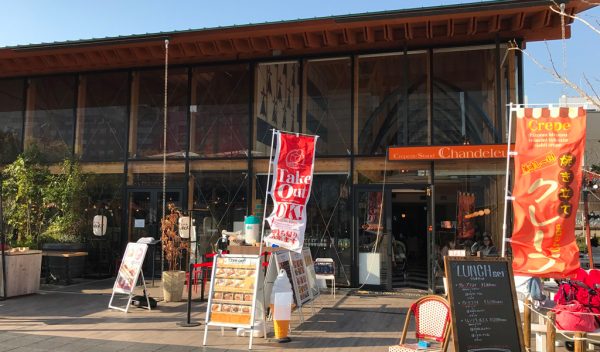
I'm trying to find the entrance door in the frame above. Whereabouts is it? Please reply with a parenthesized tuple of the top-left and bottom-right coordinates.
(127, 189, 183, 243)
(354, 184, 432, 291)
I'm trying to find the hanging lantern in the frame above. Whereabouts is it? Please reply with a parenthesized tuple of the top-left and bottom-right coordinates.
(178, 216, 191, 239)
(92, 215, 107, 236)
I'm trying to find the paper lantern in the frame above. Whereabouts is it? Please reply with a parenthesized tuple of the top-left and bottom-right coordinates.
(93, 215, 107, 236)
(179, 216, 191, 238)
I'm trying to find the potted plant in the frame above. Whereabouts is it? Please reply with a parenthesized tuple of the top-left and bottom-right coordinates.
(2, 151, 87, 285)
(160, 203, 188, 302)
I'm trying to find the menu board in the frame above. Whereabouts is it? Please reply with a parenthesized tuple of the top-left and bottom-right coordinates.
(445, 256, 524, 352)
(290, 251, 310, 304)
(206, 255, 260, 326)
(274, 251, 298, 306)
(302, 248, 320, 299)
(113, 243, 147, 294)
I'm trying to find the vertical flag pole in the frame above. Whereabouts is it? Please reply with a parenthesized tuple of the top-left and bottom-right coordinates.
(501, 103, 515, 258)
(259, 129, 277, 256)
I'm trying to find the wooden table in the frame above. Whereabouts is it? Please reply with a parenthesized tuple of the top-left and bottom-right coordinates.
(42, 251, 88, 285)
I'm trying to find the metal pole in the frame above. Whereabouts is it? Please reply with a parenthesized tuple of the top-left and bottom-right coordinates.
(584, 179, 594, 268)
(1, 177, 7, 300)
(258, 130, 277, 256)
(501, 103, 515, 257)
(177, 260, 200, 327)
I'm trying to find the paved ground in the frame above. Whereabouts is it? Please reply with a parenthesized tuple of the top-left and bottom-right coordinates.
(0, 279, 420, 351)
(0, 279, 574, 351)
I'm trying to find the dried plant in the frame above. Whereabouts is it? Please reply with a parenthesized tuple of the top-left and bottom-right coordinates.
(160, 203, 189, 271)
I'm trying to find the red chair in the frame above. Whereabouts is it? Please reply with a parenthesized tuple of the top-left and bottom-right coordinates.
(389, 295, 452, 352)
(185, 252, 226, 300)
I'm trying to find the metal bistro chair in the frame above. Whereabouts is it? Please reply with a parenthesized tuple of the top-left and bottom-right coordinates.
(389, 295, 452, 352)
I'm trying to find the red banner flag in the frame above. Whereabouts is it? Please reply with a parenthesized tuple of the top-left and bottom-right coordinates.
(457, 192, 475, 240)
(511, 107, 586, 278)
(265, 132, 318, 252)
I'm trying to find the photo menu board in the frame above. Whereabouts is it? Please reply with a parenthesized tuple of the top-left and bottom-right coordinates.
(290, 251, 310, 304)
(444, 256, 524, 352)
(207, 255, 260, 326)
(113, 243, 147, 294)
(302, 248, 320, 299)
(274, 251, 298, 306)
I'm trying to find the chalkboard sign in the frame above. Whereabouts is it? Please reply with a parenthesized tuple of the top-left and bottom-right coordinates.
(444, 256, 524, 352)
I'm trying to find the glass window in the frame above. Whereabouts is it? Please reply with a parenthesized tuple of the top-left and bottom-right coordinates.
(407, 52, 429, 145)
(433, 47, 499, 145)
(78, 72, 129, 161)
(0, 79, 24, 163)
(131, 68, 188, 159)
(305, 174, 352, 286)
(254, 62, 300, 157)
(25, 75, 76, 162)
(358, 52, 428, 155)
(306, 58, 351, 156)
(192, 171, 248, 255)
(191, 64, 249, 158)
(433, 160, 506, 261)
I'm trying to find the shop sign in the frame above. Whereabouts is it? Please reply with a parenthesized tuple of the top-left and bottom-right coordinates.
(511, 107, 586, 278)
(388, 144, 513, 161)
(265, 132, 318, 253)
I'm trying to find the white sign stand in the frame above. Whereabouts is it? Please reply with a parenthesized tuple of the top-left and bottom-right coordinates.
(203, 254, 267, 350)
(108, 272, 151, 313)
(108, 243, 150, 313)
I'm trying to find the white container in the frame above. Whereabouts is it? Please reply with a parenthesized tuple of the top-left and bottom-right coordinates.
(244, 215, 260, 245)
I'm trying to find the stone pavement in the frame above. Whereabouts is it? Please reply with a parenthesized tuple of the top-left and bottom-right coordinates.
(0, 279, 573, 351)
(0, 279, 420, 352)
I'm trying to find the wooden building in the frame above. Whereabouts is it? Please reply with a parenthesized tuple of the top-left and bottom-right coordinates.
(0, 0, 595, 290)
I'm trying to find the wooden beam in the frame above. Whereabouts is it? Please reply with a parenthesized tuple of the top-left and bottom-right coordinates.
(511, 12, 525, 31)
(447, 19, 454, 37)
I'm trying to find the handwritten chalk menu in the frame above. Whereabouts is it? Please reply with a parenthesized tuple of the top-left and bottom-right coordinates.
(113, 243, 147, 294)
(206, 254, 261, 326)
(302, 248, 320, 299)
(445, 256, 524, 352)
(290, 251, 310, 304)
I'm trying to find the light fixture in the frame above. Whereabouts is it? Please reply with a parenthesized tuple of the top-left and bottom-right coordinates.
(401, 213, 406, 218)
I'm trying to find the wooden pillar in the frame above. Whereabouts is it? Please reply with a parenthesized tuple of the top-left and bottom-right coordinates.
(574, 332, 585, 352)
(188, 174, 195, 211)
(74, 76, 87, 156)
(523, 298, 531, 349)
(189, 70, 197, 155)
(301, 59, 308, 134)
(23, 78, 36, 150)
(546, 311, 556, 352)
(128, 72, 140, 158)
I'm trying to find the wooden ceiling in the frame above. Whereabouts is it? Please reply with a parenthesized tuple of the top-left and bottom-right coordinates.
(0, 0, 595, 78)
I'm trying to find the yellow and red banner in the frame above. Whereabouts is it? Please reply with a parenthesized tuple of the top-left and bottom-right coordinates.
(265, 132, 318, 253)
(512, 107, 586, 278)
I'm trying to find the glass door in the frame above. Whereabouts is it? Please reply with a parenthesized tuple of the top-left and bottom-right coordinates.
(127, 189, 182, 243)
(354, 184, 433, 291)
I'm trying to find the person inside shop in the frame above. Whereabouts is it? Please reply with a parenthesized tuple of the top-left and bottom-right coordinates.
(479, 234, 498, 256)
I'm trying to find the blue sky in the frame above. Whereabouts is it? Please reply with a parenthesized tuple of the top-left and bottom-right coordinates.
(1, 0, 598, 104)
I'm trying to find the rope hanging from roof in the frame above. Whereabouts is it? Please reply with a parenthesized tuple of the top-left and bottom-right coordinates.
(161, 39, 169, 272)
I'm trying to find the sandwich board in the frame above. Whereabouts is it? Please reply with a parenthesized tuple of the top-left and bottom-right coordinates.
(108, 242, 149, 313)
(444, 256, 524, 352)
(203, 254, 266, 350)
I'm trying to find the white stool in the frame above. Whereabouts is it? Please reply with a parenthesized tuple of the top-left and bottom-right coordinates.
(315, 258, 335, 298)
